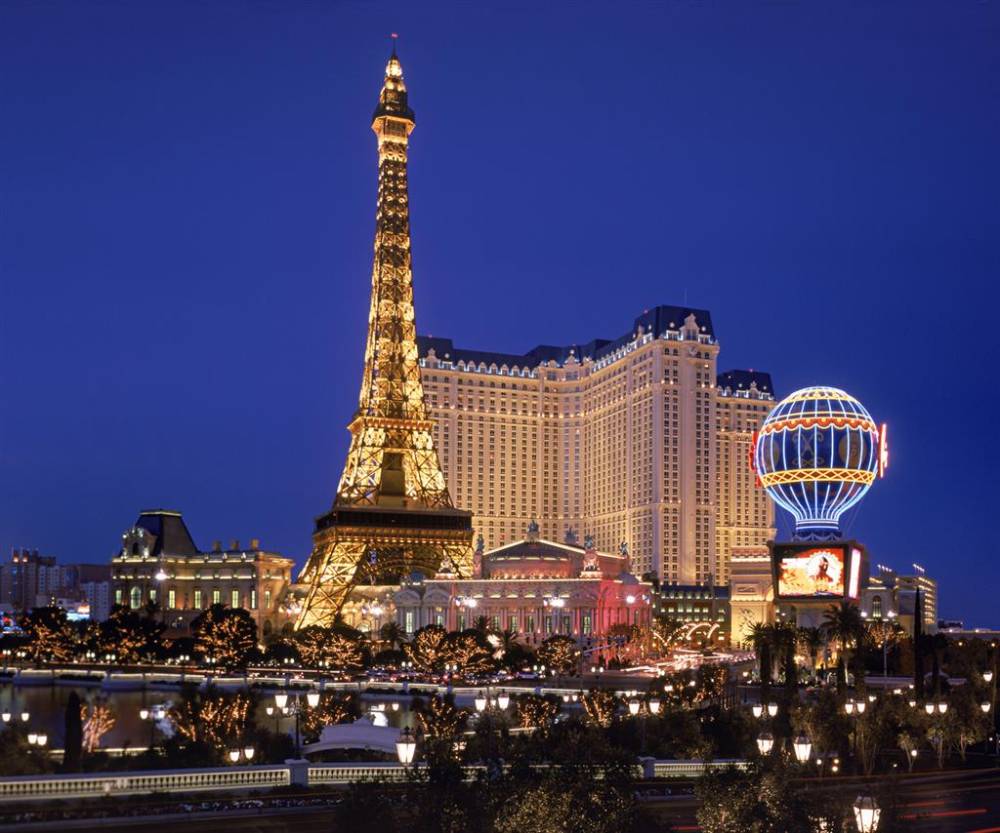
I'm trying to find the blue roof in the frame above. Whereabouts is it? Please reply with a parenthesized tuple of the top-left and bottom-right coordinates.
(717, 369, 774, 396)
(418, 305, 715, 368)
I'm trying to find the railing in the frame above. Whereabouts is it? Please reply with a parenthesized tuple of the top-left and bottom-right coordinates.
(0, 765, 290, 801)
(0, 759, 740, 803)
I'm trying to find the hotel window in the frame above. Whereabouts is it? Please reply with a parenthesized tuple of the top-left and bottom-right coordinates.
(251, 589, 257, 609)
(168, 589, 176, 609)
(194, 589, 203, 609)
(458, 615, 466, 631)
(129, 586, 141, 610)
(115, 588, 123, 606)
(509, 616, 518, 632)
(405, 611, 415, 634)
(872, 595, 882, 618)
(435, 613, 444, 627)
(231, 589, 240, 609)
(264, 589, 271, 610)
(583, 614, 592, 635)
(149, 589, 157, 604)
(212, 589, 221, 605)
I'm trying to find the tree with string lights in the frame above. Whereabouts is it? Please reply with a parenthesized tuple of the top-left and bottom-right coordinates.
(19, 606, 77, 663)
(169, 687, 252, 753)
(515, 693, 560, 732)
(82, 699, 116, 753)
(99, 605, 165, 663)
(583, 690, 620, 727)
(537, 635, 579, 676)
(191, 604, 257, 668)
(405, 624, 449, 674)
(295, 626, 363, 671)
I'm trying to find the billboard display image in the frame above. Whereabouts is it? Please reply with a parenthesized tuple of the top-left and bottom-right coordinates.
(776, 546, 846, 597)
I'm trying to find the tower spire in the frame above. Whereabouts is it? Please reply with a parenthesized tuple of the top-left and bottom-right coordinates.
(295, 51, 473, 629)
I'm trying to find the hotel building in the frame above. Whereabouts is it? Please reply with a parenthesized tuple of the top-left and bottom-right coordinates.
(416, 307, 775, 586)
(111, 510, 295, 636)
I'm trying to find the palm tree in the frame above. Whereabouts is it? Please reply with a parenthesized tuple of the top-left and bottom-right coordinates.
(472, 615, 491, 636)
(771, 622, 799, 696)
(797, 626, 825, 674)
(379, 621, 405, 651)
(822, 601, 863, 691)
(744, 621, 775, 694)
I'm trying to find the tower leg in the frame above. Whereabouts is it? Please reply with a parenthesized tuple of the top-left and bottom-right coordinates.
(295, 540, 368, 630)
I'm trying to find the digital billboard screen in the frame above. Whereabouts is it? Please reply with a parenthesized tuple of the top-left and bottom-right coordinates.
(775, 545, 847, 598)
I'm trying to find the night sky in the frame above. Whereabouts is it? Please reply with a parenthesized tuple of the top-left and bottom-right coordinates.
(2, 3, 996, 623)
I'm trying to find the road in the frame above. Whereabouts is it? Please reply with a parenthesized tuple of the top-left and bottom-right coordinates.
(3, 769, 999, 833)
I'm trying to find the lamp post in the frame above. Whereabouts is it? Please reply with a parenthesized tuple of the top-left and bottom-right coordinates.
(766, 701, 778, 718)
(752, 703, 763, 719)
(396, 726, 417, 768)
(227, 746, 255, 765)
(793, 734, 812, 764)
(138, 706, 165, 751)
(757, 731, 774, 755)
(276, 691, 315, 758)
(853, 794, 880, 832)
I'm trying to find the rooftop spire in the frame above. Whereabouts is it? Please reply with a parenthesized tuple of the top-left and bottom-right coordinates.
(373, 35, 414, 124)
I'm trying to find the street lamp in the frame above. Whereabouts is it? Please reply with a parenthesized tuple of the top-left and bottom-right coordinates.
(649, 698, 661, 715)
(984, 670, 994, 684)
(937, 701, 948, 715)
(924, 702, 935, 715)
(856, 700, 866, 715)
(756, 731, 774, 755)
(767, 702, 778, 717)
(853, 794, 880, 833)
(845, 700, 856, 715)
(981, 702, 992, 714)
(274, 692, 289, 710)
(474, 692, 488, 713)
(752, 703, 763, 718)
(628, 698, 641, 716)
(306, 690, 320, 708)
(497, 692, 510, 710)
(396, 727, 417, 765)
(20, 711, 29, 723)
(793, 734, 812, 764)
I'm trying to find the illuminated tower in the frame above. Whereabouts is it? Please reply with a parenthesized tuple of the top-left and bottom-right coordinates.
(296, 48, 473, 629)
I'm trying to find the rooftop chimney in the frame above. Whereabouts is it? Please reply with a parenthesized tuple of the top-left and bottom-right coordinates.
(230, 539, 240, 551)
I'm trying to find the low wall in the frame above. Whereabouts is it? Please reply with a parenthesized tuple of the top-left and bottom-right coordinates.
(0, 759, 742, 803)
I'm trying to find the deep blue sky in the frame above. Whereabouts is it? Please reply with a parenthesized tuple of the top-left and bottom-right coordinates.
(2, 3, 996, 623)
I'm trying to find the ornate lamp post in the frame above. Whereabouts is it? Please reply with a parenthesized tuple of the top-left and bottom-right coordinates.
(793, 734, 812, 764)
(227, 746, 255, 764)
(752, 703, 763, 719)
(396, 726, 417, 767)
(767, 702, 778, 717)
(757, 731, 774, 755)
(853, 794, 880, 832)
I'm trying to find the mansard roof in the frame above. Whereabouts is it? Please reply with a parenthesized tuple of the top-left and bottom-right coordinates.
(417, 304, 716, 370)
(717, 369, 774, 396)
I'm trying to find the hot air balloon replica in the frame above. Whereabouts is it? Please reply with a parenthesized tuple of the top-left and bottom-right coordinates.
(751, 385, 888, 612)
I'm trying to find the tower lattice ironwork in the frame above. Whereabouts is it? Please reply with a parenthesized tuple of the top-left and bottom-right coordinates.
(296, 49, 473, 629)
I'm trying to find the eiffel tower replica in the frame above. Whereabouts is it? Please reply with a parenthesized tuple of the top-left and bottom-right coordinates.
(296, 47, 473, 629)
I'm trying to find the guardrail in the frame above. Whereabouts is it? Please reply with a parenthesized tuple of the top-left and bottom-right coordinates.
(0, 759, 742, 803)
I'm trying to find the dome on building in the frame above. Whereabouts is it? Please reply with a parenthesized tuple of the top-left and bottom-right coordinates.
(753, 386, 888, 540)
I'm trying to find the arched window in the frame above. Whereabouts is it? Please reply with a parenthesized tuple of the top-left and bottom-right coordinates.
(872, 595, 883, 619)
(131, 543, 139, 555)
(129, 586, 142, 610)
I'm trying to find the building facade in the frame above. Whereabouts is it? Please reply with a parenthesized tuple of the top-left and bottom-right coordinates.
(417, 310, 774, 586)
(386, 525, 652, 648)
(111, 510, 295, 636)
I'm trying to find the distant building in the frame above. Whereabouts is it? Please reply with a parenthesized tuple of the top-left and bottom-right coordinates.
(0, 548, 56, 611)
(862, 563, 938, 635)
(378, 524, 653, 649)
(0, 550, 110, 618)
(110, 509, 295, 636)
(653, 582, 731, 646)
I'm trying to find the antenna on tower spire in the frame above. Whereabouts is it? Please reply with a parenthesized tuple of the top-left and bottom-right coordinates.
(390, 32, 399, 57)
